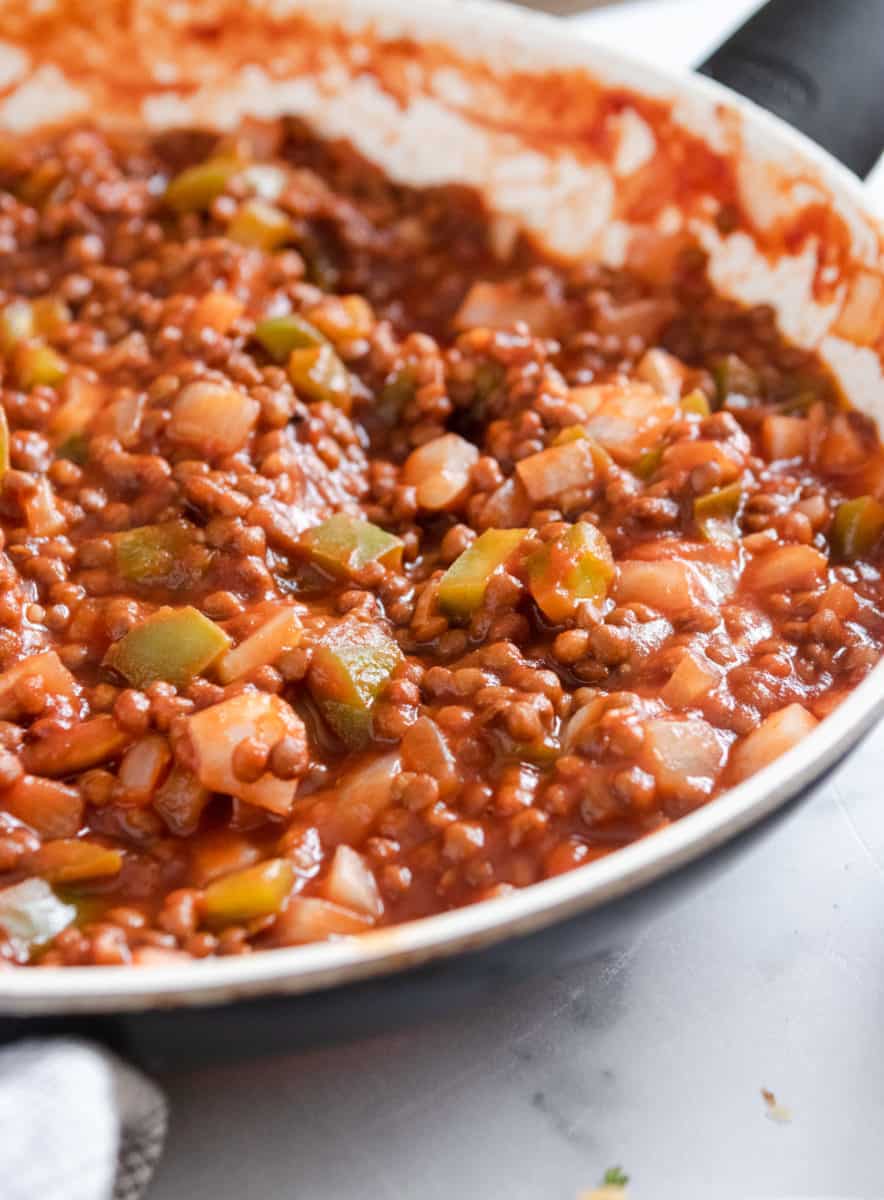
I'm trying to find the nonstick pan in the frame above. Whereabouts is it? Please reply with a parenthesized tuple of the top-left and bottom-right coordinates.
(1, 0, 884, 1053)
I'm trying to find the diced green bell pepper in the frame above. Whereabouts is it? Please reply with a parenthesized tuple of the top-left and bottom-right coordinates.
(831, 495, 884, 560)
(299, 514, 403, 579)
(775, 370, 833, 414)
(227, 200, 293, 251)
(254, 313, 326, 361)
(694, 482, 742, 541)
(776, 391, 818, 414)
(681, 388, 710, 417)
(204, 859, 295, 928)
(288, 344, 351, 409)
(105, 606, 231, 689)
(552, 425, 589, 447)
(527, 522, 615, 623)
(164, 157, 240, 212)
(507, 737, 560, 765)
(57, 433, 89, 465)
(377, 367, 416, 425)
(309, 621, 402, 749)
(299, 232, 339, 291)
(712, 354, 760, 406)
(474, 360, 505, 402)
(12, 341, 66, 389)
(633, 444, 663, 480)
(0, 878, 75, 960)
(438, 528, 528, 620)
(30, 839, 123, 885)
(113, 520, 201, 585)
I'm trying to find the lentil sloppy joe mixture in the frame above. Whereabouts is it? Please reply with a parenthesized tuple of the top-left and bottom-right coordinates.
(0, 118, 882, 968)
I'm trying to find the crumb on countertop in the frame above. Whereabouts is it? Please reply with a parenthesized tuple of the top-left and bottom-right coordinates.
(761, 1087, 792, 1124)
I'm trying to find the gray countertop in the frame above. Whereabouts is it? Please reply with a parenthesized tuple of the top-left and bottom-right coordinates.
(148, 5, 884, 1196)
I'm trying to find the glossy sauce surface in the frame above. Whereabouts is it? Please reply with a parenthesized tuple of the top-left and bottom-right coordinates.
(0, 120, 882, 966)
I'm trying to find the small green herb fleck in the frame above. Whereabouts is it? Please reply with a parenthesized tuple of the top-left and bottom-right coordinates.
(603, 1167, 629, 1187)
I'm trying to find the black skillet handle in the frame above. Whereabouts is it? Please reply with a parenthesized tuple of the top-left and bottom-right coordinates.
(699, 0, 884, 179)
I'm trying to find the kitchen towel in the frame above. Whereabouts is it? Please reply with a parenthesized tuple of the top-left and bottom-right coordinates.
(0, 1039, 167, 1200)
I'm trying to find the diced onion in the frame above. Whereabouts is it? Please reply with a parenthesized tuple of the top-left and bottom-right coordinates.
(640, 717, 727, 798)
(515, 438, 595, 503)
(186, 691, 303, 814)
(661, 649, 721, 709)
(452, 280, 565, 337)
(746, 545, 828, 592)
(636, 348, 685, 402)
(403, 433, 479, 512)
(616, 560, 705, 614)
(217, 607, 302, 684)
(0, 651, 78, 721)
(761, 414, 808, 461)
(169, 381, 259, 456)
(273, 897, 374, 945)
(571, 380, 677, 464)
(730, 704, 818, 783)
(322, 846, 383, 918)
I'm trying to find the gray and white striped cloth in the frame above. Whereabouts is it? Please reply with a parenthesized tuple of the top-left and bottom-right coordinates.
(0, 1039, 167, 1200)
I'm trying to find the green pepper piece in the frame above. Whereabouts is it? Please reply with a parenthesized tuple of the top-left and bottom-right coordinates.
(299, 232, 339, 291)
(552, 425, 589, 447)
(164, 157, 240, 212)
(105, 606, 231, 689)
(0, 878, 75, 960)
(694, 482, 743, 541)
(633, 444, 663, 480)
(113, 520, 200, 585)
(438, 528, 528, 620)
(309, 621, 402, 749)
(527, 522, 615, 623)
(775, 391, 818, 415)
(506, 736, 560, 765)
(12, 341, 66, 389)
(831, 495, 884, 560)
(377, 367, 416, 425)
(56, 433, 89, 465)
(712, 354, 760, 406)
(288, 344, 351, 409)
(681, 388, 710, 417)
(254, 313, 326, 362)
(227, 200, 293, 251)
(474, 360, 505, 401)
(775, 369, 833, 415)
(299, 514, 403, 579)
(29, 839, 123, 885)
(204, 859, 295, 929)
(55, 891, 109, 927)
(0, 299, 33, 352)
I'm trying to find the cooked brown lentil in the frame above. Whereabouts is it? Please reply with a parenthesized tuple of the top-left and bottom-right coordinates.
(0, 118, 881, 966)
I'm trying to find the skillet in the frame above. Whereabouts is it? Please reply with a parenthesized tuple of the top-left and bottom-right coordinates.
(1, 0, 884, 1060)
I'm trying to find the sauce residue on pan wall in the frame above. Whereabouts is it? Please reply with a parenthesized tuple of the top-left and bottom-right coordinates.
(0, 0, 881, 336)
